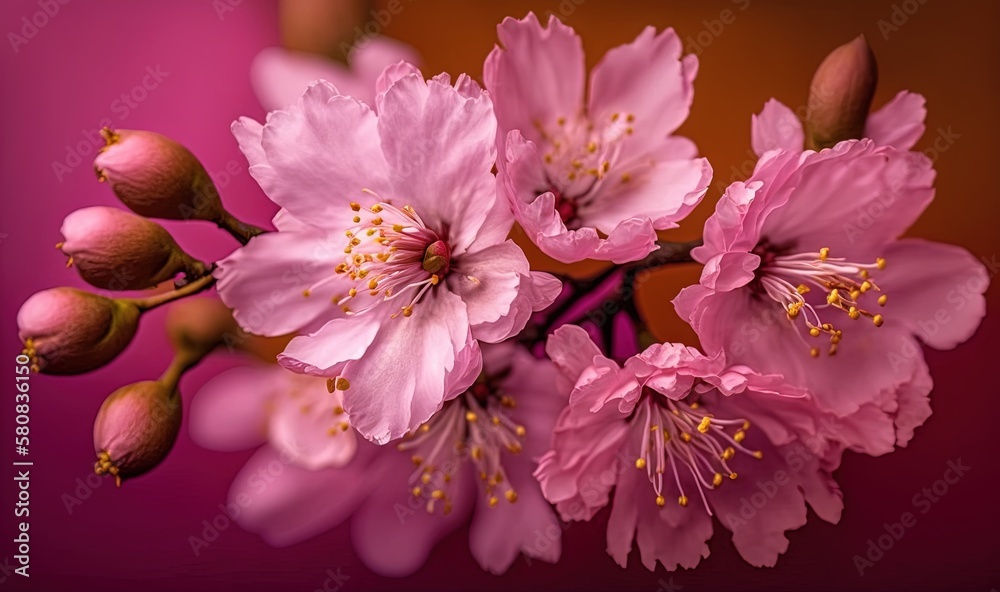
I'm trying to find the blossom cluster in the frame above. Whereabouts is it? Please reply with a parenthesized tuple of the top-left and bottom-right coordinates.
(16, 13, 988, 577)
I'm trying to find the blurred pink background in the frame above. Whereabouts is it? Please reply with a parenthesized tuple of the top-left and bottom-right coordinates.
(1, 1, 997, 590)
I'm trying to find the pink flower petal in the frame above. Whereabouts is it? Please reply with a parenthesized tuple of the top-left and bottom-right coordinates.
(351, 36, 421, 96)
(485, 13, 585, 151)
(525, 192, 659, 263)
(891, 357, 933, 447)
(588, 27, 697, 164)
(865, 91, 927, 150)
(546, 324, 604, 393)
(268, 386, 356, 470)
(878, 238, 988, 350)
(710, 440, 808, 567)
(535, 366, 636, 520)
(278, 316, 381, 376)
(254, 82, 393, 227)
(336, 290, 475, 444)
(579, 147, 711, 235)
(469, 450, 562, 573)
(751, 99, 804, 157)
(351, 450, 475, 576)
(251, 47, 361, 112)
(188, 365, 285, 451)
(760, 141, 936, 258)
(376, 69, 496, 254)
(230, 445, 375, 546)
(472, 271, 561, 345)
(448, 241, 529, 343)
(215, 229, 346, 336)
(609, 469, 713, 571)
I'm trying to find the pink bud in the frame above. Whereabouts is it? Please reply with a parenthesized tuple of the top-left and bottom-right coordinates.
(93, 380, 182, 487)
(58, 206, 208, 290)
(165, 297, 285, 362)
(805, 35, 878, 150)
(93, 128, 224, 222)
(17, 288, 140, 374)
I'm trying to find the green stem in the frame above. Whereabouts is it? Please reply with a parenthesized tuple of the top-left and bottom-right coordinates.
(218, 210, 267, 246)
(128, 273, 216, 312)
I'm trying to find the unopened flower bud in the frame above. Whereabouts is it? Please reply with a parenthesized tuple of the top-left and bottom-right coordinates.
(94, 128, 224, 222)
(166, 297, 239, 358)
(94, 128, 265, 245)
(805, 35, 878, 150)
(17, 288, 140, 374)
(93, 380, 182, 486)
(58, 206, 208, 290)
(165, 298, 289, 363)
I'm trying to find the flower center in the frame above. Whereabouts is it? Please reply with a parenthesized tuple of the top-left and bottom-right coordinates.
(757, 244, 888, 357)
(330, 195, 447, 319)
(395, 374, 526, 514)
(549, 185, 579, 226)
(533, 113, 638, 225)
(631, 391, 760, 512)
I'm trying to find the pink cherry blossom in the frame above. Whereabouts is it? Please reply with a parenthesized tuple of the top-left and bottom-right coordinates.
(674, 140, 988, 455)
(251, 36, 420, 111)
(485, 13, 712, 264)
(190, 364, 356, 471)
(537, 325, 844, 570)
(190, 343, 564, 576)
(216, 66, 560, 444)
(751, 91, 927, 156)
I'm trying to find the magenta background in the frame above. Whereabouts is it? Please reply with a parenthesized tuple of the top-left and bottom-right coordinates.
(0, 1, 998, 591)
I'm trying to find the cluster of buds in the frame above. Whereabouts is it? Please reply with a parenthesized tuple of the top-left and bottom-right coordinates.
(16, 126, 268, 485)
(92, 297, 259, 487)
